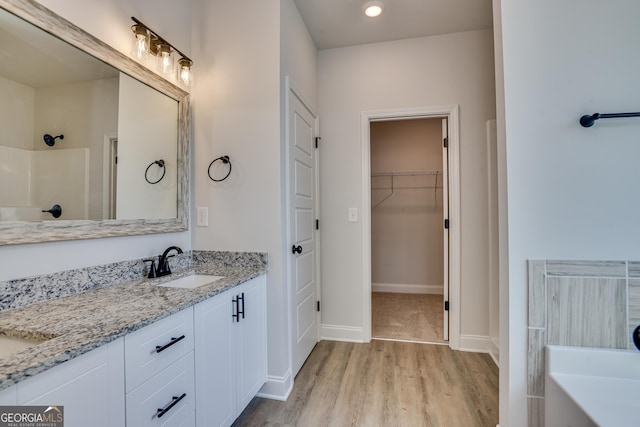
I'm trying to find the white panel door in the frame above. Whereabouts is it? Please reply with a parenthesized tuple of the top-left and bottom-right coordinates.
(288, 85, 318, 376)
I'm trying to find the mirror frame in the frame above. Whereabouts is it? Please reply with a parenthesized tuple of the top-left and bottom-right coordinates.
(0, 0, 189, 245)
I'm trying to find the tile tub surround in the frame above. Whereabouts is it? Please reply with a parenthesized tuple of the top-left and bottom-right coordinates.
(0, 251, 267, 390)
(526, 260, 638, 427)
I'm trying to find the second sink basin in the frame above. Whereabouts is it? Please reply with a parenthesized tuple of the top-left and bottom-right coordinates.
(155, 275, 224, 289)
(0, 335, 49, 358)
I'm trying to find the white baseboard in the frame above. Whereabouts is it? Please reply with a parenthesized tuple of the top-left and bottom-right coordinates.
(372, 282, 443, 294)
(256, 369, 293, 401)
(320, 324, 365, 342)
(489, 337, 499, 366)
(458, 334, 494, 355)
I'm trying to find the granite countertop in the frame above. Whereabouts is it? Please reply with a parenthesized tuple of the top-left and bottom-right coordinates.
(0, 260, 266, 390)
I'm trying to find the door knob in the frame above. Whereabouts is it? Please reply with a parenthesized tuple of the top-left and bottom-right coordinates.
(42, 204, 62, 218)
(292, 245, 302, 254)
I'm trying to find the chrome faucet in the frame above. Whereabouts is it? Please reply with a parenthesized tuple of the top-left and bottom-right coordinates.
(145, 246, 183, 278)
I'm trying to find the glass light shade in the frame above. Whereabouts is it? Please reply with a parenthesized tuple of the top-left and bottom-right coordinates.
(130, 25, 150, 59)
(156, 44, 174, 75)
(178, 58, 193, 86)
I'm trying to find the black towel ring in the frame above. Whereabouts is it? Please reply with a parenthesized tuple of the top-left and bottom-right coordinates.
(208, 155, 232, 182)
(145, 159, 166, 184)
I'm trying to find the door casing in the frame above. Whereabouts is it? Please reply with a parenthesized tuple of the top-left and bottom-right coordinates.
(361, 105, 461, 349)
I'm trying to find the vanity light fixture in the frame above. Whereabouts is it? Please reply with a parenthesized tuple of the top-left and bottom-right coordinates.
(178, 58, 193, 87)
(130, 17, 193, 86)
(131, 23, 150, 59)
(156, 43, 174, 75)
(363, 1, 384, 17)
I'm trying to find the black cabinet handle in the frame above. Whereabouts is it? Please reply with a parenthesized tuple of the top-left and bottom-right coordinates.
(155, 335, 185, 353)
(156, 393, 186, 418)
(238, 292, 245, 319)
(633, 325, 640, 351)
(292, 245, 302, 254)
(232, 297, 239, 322)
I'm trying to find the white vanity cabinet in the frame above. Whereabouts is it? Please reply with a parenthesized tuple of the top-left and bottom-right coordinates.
(11, 338, 125, 427)
(194, 275, 267, 427)
(124, 307, 195, 427)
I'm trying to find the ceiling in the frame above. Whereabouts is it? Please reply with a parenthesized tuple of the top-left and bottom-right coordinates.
(293, 0, 493, 50)
(0, 9, 117, 88)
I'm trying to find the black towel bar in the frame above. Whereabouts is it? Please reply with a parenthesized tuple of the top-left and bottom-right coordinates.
(580, 112, 640, 127)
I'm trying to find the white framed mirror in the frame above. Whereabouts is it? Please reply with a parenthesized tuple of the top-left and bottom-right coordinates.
(0, 0, 189, 245)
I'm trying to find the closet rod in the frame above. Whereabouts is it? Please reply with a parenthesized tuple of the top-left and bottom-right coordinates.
(371, 170, 441, 177)
(580, 112, 640, 128)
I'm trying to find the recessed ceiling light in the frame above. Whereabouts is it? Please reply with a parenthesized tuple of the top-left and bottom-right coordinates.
(363, 1, 383, 18)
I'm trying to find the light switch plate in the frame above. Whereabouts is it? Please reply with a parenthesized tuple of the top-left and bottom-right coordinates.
(348, 207, 358, 222)
(196, 207, 208, 227)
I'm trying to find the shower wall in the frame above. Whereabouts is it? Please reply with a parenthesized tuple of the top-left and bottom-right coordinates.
(0, 146, 89, 220)
(34, 78, 119, 220)
(0, 76, 118, 221)
(371, 119, 444, 294)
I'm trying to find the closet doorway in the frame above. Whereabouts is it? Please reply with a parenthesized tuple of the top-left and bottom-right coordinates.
(369, 117, 449, 344)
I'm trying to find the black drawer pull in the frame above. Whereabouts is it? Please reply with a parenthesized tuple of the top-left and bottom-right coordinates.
(232, 297, 239, 322)
(238, 292, 245, 319)
(156, 393, 186, 418)
(155, 335, 185, 353)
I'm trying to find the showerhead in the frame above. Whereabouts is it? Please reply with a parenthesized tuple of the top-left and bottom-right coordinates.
(43, 134, 64, 147)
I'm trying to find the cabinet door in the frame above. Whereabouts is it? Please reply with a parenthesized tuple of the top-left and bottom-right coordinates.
(235, 275, 267, 413)
(0, 384, 17, 405)
(194, 291, 235, 427)
(17, 338, 125, 427)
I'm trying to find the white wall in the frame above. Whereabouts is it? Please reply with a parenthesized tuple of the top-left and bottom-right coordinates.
(116, 74, 177, 220)
(191, 0, 287, 393)
(370, 119, 444, 292)
(318, 30, 496, 342)
(0, 75, 34, 149)
(0, 0, 192, 282)
(495, 0, 640, 425)
(280, 0, 317, 108)
(190, 0, 317, 397)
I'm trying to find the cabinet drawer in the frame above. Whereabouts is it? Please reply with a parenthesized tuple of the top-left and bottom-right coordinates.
(125, 308, 194, 392)
(126, 352, 195, 427)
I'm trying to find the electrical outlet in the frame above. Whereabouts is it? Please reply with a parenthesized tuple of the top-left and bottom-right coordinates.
(196, 207, 208, 227)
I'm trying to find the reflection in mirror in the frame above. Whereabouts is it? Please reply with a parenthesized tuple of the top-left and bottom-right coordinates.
(0, 0, 188, 245)
(0, 8, 178, 222)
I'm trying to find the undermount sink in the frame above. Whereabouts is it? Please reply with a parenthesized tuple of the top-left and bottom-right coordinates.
(154, 275, 224, 289)
(0, 335, 49, 358)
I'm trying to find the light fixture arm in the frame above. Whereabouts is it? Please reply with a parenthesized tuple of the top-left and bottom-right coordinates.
(131, 17, 192, 64)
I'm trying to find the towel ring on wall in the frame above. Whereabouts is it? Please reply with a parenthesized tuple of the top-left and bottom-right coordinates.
(208, 155, 232, 182)
(145, 159, 166, 184)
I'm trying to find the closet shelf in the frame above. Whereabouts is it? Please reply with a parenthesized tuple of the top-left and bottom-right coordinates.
(371, 170, 443, 209)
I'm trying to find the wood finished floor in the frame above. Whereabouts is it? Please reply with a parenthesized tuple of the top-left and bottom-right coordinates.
(232, 340, 498, 427)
